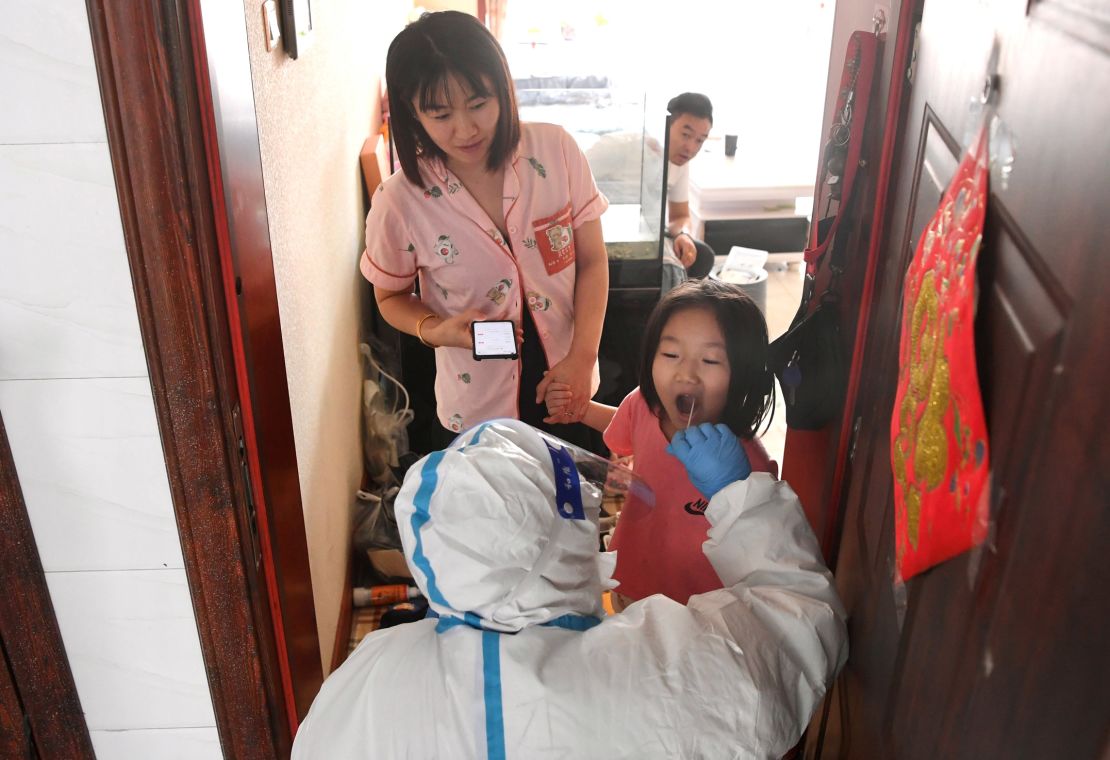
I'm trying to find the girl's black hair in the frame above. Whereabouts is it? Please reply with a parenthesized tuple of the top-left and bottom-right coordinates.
(638, 279, 775, 439)
(385, 11, 522, 186)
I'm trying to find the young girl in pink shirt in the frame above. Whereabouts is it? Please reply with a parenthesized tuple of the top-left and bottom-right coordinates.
(546, 279, 777, 608)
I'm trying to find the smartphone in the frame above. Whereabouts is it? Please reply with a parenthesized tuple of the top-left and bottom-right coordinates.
(471, 320, 518, 361)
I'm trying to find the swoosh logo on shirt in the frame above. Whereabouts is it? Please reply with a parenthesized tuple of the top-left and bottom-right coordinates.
(684, 498, 709, 516)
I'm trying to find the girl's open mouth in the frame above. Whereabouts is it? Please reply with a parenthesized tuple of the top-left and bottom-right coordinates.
(675, 394, 696, 416)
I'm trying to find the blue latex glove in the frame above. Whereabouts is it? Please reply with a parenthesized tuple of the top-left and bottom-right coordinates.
(666, 422, 752, 499)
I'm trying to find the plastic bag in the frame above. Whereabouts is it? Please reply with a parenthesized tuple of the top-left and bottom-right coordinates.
(360, 342, 413, 487)
(353, 487, 411, 581)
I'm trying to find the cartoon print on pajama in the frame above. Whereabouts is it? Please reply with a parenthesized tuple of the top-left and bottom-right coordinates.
(486, 278, 512, 305)
(487, 228, 507, 248)
(544, 222, 572, 254)
(435, 234, 459, 264)
(526, 290, 551, 312)
(526, 156, 547, 178)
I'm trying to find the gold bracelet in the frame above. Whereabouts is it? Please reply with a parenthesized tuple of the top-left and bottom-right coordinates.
(415, 313, 439, 348)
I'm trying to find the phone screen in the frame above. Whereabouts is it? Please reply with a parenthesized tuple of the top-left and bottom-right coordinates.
(472, 320, 517, 360)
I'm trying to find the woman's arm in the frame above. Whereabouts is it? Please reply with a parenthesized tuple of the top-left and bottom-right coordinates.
(534, 218, 609, 413)
(374, 286, 485, 350)
(567, 217, 609, 361)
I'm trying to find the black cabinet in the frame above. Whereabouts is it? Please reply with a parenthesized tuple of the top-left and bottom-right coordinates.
(703, 216, 810, 255)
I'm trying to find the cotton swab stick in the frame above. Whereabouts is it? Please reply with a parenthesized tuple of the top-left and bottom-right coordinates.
(685, 398, 696, 430)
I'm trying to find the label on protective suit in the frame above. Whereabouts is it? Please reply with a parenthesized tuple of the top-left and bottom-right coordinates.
(544, 440, 584, 520)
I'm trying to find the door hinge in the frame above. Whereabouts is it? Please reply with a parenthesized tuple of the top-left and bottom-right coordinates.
(906, 22, 921, 85)
(232, 403, 263, 569)
(849, 416, 863, 461)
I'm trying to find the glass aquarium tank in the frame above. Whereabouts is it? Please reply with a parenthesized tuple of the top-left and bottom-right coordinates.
(516, 82, 669, 289)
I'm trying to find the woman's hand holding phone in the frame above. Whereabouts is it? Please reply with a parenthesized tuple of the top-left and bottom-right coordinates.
(422, 309, 523, 351)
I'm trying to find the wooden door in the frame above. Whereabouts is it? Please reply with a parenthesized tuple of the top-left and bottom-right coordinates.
(0, 645, 31, 759)
(808, 1, 1110, 757)
(0, 416, 95, 759)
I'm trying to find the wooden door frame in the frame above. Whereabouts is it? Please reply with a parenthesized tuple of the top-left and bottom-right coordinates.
(794, 2, 921, 752)
(0, 414, 96, 758)
(84, 1, 322, 755)
(191, 0, 323, 721)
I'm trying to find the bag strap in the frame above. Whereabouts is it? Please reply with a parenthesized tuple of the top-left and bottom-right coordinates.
(794, 177, 863, 321)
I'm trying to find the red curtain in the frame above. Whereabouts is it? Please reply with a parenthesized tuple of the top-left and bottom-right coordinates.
(483, 0, 506, 41)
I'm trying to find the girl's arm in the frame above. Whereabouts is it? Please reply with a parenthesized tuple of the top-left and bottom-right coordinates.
(534, 218, 609, 415)
(594, 402, 617, 432)
(571, 400, 617, 433)
(544, 382, 616, 432)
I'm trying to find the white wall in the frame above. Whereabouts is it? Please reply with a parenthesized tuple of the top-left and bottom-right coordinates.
(419, 0, 479, 15)
(241, 0, 411, 671)
(0, 2, 219, 758)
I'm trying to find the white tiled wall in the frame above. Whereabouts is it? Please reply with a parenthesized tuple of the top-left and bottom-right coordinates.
(0, 2, 220, 758)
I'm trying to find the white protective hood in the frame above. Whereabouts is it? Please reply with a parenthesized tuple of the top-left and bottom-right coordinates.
(395, 419, 615, 632)
(293, 419, 848, 760)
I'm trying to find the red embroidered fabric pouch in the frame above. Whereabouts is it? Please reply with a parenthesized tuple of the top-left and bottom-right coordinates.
(891, 126, 992, 581)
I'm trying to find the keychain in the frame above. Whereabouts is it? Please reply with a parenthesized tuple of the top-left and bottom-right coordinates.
(822, 43, 862, 204)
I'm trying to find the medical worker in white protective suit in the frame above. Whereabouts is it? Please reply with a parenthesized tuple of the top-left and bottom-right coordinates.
(293, 419, 848, 759)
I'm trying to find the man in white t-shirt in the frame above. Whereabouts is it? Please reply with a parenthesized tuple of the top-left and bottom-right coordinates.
(665, 92, 716, 279)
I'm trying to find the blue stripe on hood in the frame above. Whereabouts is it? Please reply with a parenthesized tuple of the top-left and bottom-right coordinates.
(542, 614, 602, 631)
(410, 450, 448, 608)
(431, 611, 601, 634)
(468, 423, 492, 446)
